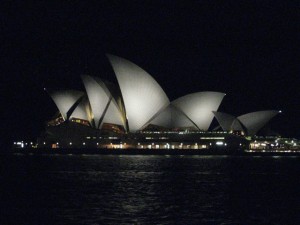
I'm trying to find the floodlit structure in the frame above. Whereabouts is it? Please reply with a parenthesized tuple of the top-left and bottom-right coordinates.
(48, 55, 228, 133)
(47, 89, 90, 121)
(81, 75, 124, 129)
(40, 54, 281, 149)
(107, 54, 170, 132)
(237, 110, 280, 136)
(149, 105, 197, 129)
(172, 92, 225, 131)
(213, 112, 244, 131)
(213, 110, 280, 136)
(148, 92, 225, 131)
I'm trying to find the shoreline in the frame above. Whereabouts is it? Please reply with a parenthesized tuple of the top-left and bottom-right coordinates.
(7, 148, 300, 156)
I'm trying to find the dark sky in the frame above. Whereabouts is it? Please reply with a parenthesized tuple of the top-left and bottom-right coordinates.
(2, 1, 299, 144)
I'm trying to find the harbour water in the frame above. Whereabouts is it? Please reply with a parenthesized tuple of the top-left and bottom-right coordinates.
(0, 153, 299, 224)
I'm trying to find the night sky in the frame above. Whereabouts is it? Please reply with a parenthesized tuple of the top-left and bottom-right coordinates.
(2, 1, 299, 145)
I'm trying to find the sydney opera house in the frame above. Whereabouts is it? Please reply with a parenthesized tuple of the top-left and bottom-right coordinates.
(37, 54, 281, 151)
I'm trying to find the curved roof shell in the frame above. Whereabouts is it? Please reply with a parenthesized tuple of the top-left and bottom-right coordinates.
(47, 55, 280, 135)
(107, 54, 170, 132)
(238, 110, 280, 136)
(149, 105, 197, 129)
(172, 92, 225, 131)
(81, 75, 124, 128)
(213, 111, 243, 131)
(81, 75, 110, 128)
(70, 96, 93, 123)
(100, 98, 125, 127)
(48, 89, 84, 121)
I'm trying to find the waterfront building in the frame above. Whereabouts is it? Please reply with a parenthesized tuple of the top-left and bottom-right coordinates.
(36, 54, 281, 150)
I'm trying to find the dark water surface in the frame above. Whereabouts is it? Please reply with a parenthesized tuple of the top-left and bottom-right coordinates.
(0, 154, 299, 225)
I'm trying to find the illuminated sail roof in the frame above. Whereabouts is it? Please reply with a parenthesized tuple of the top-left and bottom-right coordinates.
(46, 54, 280, 135)
(81, 75, 110, 128)
(213, 111, 243, 131)
(172, 92, 226, 131)
(48, 89, 84, 121)
(107, 54, 170, 132)
(101, 99, 124, 127)
(149, 105, 197, 129)
(213, 110, 280, 135)
(238, 110, 280, 136)
(70, 96, 93, 123)
(81, 75, 124, 128)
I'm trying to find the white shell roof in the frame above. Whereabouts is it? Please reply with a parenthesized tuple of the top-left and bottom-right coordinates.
(172, 92, 225, 131)
(70, 97, 93, 123)
(107, 54, 170, 132)
(48, 56, 280, 135)
(149, 105, 197, 129)
(213, 111, 243, 131)
(82, 75, 125, 129)
(101, 99, 124, 127)
(238, 110, 279, 136)
(231, 119, 244, 131)
(48, 90, 84, 121)
(81, 75, 111, 128)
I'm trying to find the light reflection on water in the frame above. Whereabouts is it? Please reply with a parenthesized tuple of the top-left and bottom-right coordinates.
(0, 154, 299, 225)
